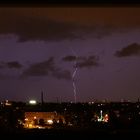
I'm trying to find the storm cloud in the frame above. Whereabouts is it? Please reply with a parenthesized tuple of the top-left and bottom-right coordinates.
(76, 56, 99, 68)
(0, 8, 122, 42)
(115, 43, 140, 57)
(22, 57, 55, 76)
(62, 55, 99, 68)
(22, 57, 71, 80)
(0, 61, 22, 69)
(62, 56, 77, 62)
(0, 10, 91, 42)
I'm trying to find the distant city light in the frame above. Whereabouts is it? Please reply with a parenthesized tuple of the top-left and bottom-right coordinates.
(47, 119, 53, 125)
(5, 100, 12, 106)
(29, 100, 37, 105)
(38, 126, 45, 129)
(97, 111, 109, 122)
(28, 124, 33, 128)
(25, 118, 28, 121)
(104, 114, 109, 122)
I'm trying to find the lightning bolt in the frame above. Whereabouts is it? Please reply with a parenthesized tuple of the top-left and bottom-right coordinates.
(72, 65, 78, 103)
(68, 47, 78, 104)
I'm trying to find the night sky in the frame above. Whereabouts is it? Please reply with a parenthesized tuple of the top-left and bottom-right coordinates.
(0, 7, 140, 102)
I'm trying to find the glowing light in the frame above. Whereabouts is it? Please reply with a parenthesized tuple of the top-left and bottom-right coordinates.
(28, 124, 33, 128)
(5, 100, 12, 106)
(100, 110, 103, 120)
(97, 118, 102, 122)
(38, 126, 45, 129)
(105, 114, 108, 117)
(29, 100, 37, 105)
(47, 119, 53, 125)
(104, 114, 109, 122)
(97, 112, 109, 122)
(25, 118, 28, 121)
(34, 116, 37, 119)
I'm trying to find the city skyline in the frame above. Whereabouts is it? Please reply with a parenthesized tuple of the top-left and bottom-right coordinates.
(0, 7, 140, 102)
